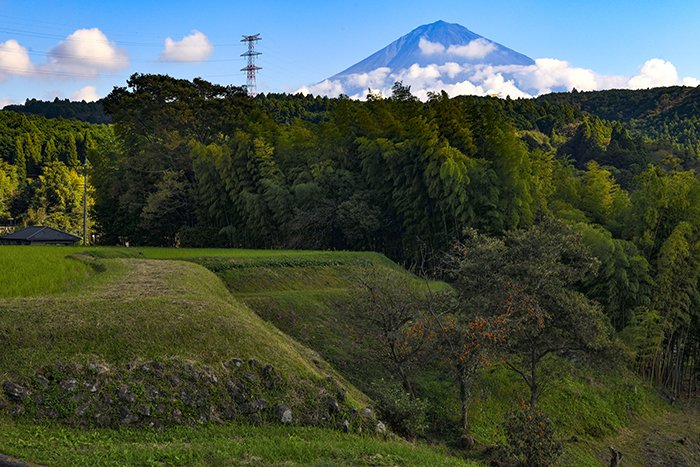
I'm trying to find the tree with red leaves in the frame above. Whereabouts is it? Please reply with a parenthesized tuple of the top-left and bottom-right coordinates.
(443, 220, 611, 407)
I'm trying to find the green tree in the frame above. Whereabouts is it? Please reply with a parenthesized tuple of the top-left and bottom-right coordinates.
(351, 268, 427, 397)
(139, 170, 192, 246)
(576, 223, 652, 330)
(445, 221, 611, 406)
(0, 161, 19, 221)
(27, 161, 89, 234)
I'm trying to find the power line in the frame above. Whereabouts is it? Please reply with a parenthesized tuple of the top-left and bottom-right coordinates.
(0, 44, 247, 65)
(0, 25, 246, 48)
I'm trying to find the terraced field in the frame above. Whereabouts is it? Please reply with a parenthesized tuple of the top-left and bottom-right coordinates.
(0, 245, 697, 466)
(0, 246, 470, 465)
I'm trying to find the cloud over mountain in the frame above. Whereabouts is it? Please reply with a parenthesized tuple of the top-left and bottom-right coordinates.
(298, 20, 699, 100)
(71, 85, 101, 102)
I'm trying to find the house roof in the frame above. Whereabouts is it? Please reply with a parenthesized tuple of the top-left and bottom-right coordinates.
(0, 226, 80, 242)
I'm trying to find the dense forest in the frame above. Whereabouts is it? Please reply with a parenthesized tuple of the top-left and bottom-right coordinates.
(1, 74, 699, 405)
(0, 111, 109, 233)
(3, 98, 111, 124)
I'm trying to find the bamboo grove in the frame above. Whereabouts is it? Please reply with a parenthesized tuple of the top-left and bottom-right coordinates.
(1, 74, 700, 397)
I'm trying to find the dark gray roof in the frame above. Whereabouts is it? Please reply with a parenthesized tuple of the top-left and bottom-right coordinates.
(0, 226, 80, 242)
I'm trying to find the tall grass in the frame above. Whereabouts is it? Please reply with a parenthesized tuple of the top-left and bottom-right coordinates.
(0, 246, 93, 297)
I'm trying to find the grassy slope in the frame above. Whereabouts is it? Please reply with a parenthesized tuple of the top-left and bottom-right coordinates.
(1, 245, 695, 465)
(163, 248, 692, 465)
(0, 246, 470, 466)
(0, 256, 329, 380)
(0, 418, 471, 466)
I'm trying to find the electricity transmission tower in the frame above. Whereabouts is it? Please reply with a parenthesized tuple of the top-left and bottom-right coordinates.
(241, 34, 262, 95)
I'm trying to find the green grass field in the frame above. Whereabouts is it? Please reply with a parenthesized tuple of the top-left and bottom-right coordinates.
(0, 417, 472, 466)
(0, 246, 96, 297)
(0, 256, 329, 379)
(0, 245, 468, 465)
(163, 246, 683, 465)
(0, 245, 696, 466)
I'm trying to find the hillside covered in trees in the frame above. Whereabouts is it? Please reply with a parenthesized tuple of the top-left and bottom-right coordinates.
(3, 98, 111, 124)
(1, 76, 699, 449)
(0, 111, 110, 234)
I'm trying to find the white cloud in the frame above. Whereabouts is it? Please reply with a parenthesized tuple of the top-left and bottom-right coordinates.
(397, 63, 441, 86)
(71, 85, 100, 102)
(0, 39, 33, 79)
(300, 56, 700, 101)
(160, 30, 213, 62)
(628, 58, 682, 89)
(346, 67, 391, 89)
(517, 58, 599, 93)
(447, 38, 496, 59)
(419, 37, 496, 59)
(0, 97, 15, 108)
(297, 79, 346, 98)
(483, 73, 532, 98)
(439, 62, 464, 79)
(441, 80, 484, 97)
(419, 38, 445, 55)
(44, 28, 128, 77)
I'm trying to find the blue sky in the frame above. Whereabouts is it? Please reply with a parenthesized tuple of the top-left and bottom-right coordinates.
(0, 0, 699, 104)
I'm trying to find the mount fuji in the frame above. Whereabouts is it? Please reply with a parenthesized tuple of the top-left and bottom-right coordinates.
(300, 20, 543, 99)
(332, 20, 533, 79)
(297, 20, 699, 100)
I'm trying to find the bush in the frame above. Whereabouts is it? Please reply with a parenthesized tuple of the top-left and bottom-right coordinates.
(502, 401, 562, 466)
(369, 379, 429, 438)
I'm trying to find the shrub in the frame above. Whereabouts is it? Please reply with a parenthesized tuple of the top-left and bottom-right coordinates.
(369, 379, 429, 438)
(502, 401, 562, 466)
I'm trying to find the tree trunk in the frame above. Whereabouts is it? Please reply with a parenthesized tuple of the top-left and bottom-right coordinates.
(389, 340, 415, 398)
(397, 363, 415, 398)
(529, 349, 539, 406)
(459, 369, 470, 432)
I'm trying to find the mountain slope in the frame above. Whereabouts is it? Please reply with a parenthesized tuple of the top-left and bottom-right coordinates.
(333, 20, 533, 79)
(304, 20, 536, 98)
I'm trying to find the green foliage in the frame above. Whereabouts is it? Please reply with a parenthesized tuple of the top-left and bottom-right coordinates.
(502, 402, 562, 466)
(629, 166, 700, 256)
(0, 160, 19, 221)
(0, 109, 105, 232)
(95, 75, 559, 262)
(25, 160, 90, 234)
(4, 77, 700, 402)
(4, 98, 111, 123)
(0, 245, 678, 465)
(368, 379, 429, 438)
(445, 220, 612, 406)
(576, 223, 652, 330)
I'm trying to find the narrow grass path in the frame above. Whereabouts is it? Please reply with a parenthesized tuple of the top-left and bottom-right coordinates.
(562, 406, 700, 465)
